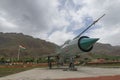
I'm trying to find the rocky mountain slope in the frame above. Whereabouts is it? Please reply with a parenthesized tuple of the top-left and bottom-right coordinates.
(0, 32, 57, 58)
(92, 43, 120, 56)
(0, 32, 119, 58)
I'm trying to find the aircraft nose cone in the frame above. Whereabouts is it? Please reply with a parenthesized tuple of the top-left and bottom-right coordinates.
(80, 38, 99, 49)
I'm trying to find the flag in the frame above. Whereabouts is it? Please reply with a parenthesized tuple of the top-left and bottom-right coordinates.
(19, 45, 26, 50)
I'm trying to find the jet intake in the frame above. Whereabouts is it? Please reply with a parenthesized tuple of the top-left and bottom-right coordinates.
(78, 36, 99, 52)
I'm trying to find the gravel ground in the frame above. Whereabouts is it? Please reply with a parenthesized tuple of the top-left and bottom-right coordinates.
(0, 66, 120, 80)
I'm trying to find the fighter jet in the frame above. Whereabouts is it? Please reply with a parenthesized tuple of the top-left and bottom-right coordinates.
(47, 14, 105, 70)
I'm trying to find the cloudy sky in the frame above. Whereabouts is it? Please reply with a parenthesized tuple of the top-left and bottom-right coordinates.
(0, 0, 120, 46)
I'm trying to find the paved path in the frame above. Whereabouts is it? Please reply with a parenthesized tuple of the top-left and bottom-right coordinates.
(0, 67, 120, 80)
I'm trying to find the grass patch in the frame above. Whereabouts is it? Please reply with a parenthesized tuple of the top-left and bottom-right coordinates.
(0, 64, 45, 77)
(0, 67, 31, 77)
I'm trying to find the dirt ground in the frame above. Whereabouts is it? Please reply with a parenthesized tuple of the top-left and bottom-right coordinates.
(57, 75, 120, 80)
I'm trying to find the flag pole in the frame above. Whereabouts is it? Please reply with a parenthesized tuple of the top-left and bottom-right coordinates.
(17, 46, 20, 61)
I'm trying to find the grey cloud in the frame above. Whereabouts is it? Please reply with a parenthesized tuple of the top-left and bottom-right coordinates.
(0, 0, 55, 35)
(0, 0, 120, 46)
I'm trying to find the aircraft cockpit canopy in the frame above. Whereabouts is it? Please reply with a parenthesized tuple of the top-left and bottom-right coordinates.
(64, 40, 71, 44)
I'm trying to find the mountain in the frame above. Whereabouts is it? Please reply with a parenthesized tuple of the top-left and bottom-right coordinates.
(0, 32, 120, 58)
(0, 32, 58, 58)
(92, 43, 120, 56)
